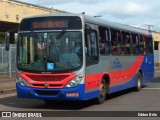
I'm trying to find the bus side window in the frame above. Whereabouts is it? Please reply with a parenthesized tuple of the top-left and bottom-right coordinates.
(121, 32, 131, 55)
(99, 27, 110, 55)
(132, 34, 139, 55)
(110, 29, 121, 55)
(105, 29, 110, 55)
(139, 35, 145, 55)
(145, 36, 153, 55)
(85, 29, 99, 66)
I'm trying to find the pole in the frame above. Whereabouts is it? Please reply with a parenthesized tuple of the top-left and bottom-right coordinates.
(9, 45, 11, 78)
(145, 24, 154, 31)
(2, 46, 3, 69)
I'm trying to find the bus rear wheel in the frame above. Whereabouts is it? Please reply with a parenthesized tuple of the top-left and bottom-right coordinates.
(135, 72, 142, 91)
(96, 79, 108, 104)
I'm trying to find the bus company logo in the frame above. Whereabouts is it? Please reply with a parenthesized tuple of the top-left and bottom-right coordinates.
(110, 58, 122, 70)
(44, 83, 49, 88)
(1, 112, 42, 118)
(2, 112, 11, 117)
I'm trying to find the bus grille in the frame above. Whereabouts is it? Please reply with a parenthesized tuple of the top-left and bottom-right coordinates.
(26, 75, 69, 81)
(31, 84, 63, 88)
(21, 72, 76, 88)
(34, 90, 59, 96)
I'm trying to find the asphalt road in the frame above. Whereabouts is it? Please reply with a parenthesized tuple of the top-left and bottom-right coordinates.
(0, 71, 160, 119)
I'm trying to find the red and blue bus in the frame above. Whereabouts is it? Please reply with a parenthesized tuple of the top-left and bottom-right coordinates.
(7, 13, 154, 104)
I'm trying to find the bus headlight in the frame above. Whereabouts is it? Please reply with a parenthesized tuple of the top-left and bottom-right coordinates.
(16, 76, 29, 87)
(65, 76, 83, 88)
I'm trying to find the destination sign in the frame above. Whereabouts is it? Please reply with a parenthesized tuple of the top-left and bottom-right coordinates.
(32, 21, 68, 29)
(19, 16, 82, 31)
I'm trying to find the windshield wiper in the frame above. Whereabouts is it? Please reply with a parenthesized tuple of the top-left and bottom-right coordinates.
(49, 29, 66, 53)
(31, 31, 40, 45)
(50, 29, 66, 45)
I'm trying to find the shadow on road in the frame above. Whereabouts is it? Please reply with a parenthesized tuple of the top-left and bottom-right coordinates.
(0, 88, 138, 110)
(0, 95, 96, 110)
(106, 88, 137, 101)
(150, 75, 160, 83)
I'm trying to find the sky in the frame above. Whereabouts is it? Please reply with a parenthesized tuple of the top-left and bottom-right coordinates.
(19, 0, 160, 31)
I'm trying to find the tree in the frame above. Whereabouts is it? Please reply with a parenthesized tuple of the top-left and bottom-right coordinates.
(0, 32, 5, 44)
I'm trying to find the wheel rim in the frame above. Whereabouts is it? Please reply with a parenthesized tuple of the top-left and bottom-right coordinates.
(137, 74, 141, 89)
(100, 82, 106, 98)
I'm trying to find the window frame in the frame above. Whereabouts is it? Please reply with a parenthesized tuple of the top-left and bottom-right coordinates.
(99, 27, 110, 55)
(110, 29, 121, 55)
(145, 36, 153, 55)
(121, 31, 131, 56)
(131, 33, 139, 55)
(85, 29, 99, 66)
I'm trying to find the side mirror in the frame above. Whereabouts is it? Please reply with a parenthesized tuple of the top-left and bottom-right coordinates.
(5, 32, 10, 51)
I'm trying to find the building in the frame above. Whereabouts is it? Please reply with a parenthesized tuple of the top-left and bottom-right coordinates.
(0, 0, 65, 77)
(152, 31, 160, 66)
(0, 0, 64, 43)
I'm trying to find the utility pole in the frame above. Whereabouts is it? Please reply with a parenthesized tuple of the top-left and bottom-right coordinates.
(145, 24, 154, 31)
(94, 15, 102, 18)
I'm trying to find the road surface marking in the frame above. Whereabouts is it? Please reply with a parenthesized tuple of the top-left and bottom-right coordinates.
(142, 88, 160, 90)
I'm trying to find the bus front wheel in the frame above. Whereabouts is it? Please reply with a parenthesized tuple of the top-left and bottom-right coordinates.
(96, 79, 108, 104)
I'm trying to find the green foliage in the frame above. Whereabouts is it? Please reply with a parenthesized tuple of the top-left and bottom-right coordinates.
(0, 32, 5, 44)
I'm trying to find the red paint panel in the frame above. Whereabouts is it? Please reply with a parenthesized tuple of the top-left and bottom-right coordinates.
(108, 56, 144, 85)
(116, 56, 144, 84)
(20, 72, 76, 88)
(85, 56, 144, 91)
(85, 74, 100, 90)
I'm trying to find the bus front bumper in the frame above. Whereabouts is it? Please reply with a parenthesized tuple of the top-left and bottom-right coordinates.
(16, 83, 85, 101)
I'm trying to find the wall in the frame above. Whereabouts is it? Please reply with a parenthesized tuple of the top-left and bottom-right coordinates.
(152, 31, 160, 65)
(0, 0, 62, 23)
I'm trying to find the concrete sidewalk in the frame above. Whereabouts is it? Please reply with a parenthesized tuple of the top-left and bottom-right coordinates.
(0, 68, 160, 95)
(0, 76, 16, 95)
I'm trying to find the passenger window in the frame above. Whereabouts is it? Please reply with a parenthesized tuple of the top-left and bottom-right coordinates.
(121, 32, 131, 55)
(110, 29, 121, 55)
(132, 34, 139, 55)
(139, 35, 145, 55)
(99, 27, 110, 55)
(145, 36, 153, 55)
(85, 29, 99, 65)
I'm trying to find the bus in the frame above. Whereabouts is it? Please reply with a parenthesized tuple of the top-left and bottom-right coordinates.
(6, 13, 154, 104)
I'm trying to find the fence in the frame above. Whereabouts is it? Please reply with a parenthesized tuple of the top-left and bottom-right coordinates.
(0, 44, 159, 79)
(154, 50, 160, 67)
(0, 44, 16, 79)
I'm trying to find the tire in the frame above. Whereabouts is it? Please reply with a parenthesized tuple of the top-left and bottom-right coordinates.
(96, 79, 109, 104)
(135, 72, 142, 91)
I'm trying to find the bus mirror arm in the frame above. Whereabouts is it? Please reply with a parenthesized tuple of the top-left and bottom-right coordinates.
(85, 47, 87, 54)
(5, 32, 10, 51)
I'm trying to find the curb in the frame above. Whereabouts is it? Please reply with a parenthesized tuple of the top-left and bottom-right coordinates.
(0, 79, 16, 83)
(0, 79, 16, 95)
(0, 88, 16, 95)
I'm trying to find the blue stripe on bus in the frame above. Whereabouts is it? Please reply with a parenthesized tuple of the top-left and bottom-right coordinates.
(109, 73, 138, 93)
(16, 82, 100, 101)
(16, 83, 85, 100)
(109, 55, 154, 94)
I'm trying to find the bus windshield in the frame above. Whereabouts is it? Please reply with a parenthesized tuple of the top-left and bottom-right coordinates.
(17, 31, 83, 72)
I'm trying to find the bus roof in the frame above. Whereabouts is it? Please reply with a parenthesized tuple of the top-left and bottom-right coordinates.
(22, 13, 149, 35)
(83, 15, 148, 35)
